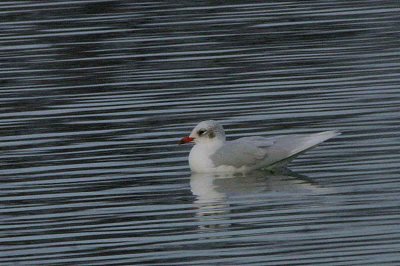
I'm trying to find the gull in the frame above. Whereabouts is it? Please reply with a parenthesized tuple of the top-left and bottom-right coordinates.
(179, 120, 339, 173)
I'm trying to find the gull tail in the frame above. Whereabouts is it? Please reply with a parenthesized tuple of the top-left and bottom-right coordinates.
(265, 130, 340, 169)
(289, 130, 341, 155)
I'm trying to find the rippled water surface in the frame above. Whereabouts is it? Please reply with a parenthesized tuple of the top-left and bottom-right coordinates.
(1, 1, 400, 265)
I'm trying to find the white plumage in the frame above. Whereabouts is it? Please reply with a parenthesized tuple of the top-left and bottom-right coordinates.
(180, 120, 340, 173)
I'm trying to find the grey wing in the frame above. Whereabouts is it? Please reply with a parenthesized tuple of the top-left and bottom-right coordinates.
(255, 131, 340, 168)
(210, 131, 339, 169)
(210, 137, 275, 168)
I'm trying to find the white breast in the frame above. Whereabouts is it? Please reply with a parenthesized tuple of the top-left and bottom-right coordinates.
(188, 144, 216, 173)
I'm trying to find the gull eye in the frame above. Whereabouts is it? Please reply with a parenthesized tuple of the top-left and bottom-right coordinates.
(198, 129, 207, 136)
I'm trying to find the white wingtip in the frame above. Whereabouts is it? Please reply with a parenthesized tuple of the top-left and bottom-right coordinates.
(290, 130, 340, 155)
(317, 130, 341, 140)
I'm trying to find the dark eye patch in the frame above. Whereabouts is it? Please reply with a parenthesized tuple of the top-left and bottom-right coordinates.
(198, 129, 207, 135)
(208, 131, 215, 138)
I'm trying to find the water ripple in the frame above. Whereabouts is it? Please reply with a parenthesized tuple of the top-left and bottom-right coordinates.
(1, 1, 399, 265)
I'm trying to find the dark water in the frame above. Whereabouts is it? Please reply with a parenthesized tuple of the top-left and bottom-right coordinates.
(1, 1, 400, 265)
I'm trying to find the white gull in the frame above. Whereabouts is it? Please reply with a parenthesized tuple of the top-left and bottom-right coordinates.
(180, 120, 339, 173)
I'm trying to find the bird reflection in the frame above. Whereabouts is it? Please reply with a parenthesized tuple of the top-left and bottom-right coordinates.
(190, 169, 325, 232)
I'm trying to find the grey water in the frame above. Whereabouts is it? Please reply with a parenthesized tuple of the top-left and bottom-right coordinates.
(1, 1, 400, 265)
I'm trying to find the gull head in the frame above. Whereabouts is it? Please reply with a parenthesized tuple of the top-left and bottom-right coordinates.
(179, 120, 226, 145)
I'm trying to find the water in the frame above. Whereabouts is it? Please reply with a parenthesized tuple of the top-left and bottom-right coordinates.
(1, 1, 400, 265)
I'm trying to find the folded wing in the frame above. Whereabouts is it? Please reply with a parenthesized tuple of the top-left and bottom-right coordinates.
(210, 131, 339, 170)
